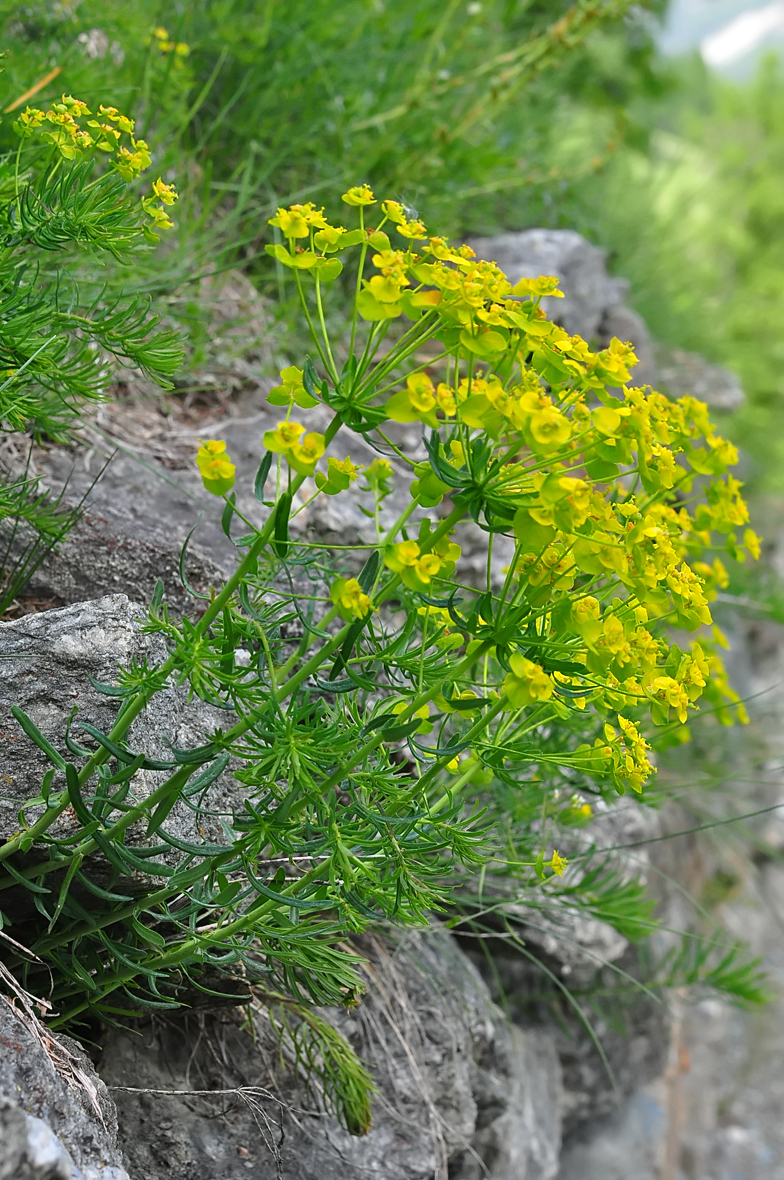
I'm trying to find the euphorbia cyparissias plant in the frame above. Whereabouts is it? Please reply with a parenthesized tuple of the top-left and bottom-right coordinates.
(0, 91, 182, 613)
(2, 185, 754, 1075)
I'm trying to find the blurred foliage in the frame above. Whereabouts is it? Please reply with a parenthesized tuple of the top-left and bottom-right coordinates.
(564, 50, 784, 494)
(0, 0, 669, 266)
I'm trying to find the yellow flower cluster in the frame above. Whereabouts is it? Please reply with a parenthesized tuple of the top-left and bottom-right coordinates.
(15, 94, 147, 169)
(331, 577, 373, 620)
(142, 178, 179, 231)
(316, 456, 362, 496)
(503, 654, 555, 708)
(385, 535, 462, 591)
(150, 26, 190, 59)
(598, 718, 653, 795)
(248, 186, 761, 798)
(13, 94, 177, 234)
(262, 421, 326, 475)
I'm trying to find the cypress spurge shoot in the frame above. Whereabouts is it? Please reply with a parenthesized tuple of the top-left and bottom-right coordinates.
(0, 90, 183, 613)
(1, 185, 760, 1130)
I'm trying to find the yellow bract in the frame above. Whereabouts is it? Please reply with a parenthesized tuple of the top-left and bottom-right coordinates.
(342, 184, 376, 206)
(331, 577, 373, 620)
(262, 420, 325, 475)
(196, 439, 235, 496)
(548, 850, 568, 876)
(503, 655, 554, 709)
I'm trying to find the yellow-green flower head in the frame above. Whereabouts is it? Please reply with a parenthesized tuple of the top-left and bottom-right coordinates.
(152, 178, 178, 205)
(512, 275, 564, 299)
(59, 94, 91, 118)
(314, 225, 347, 250)
(503, 654, 554, 709)
(196, 439, 235, 496)
(381, 200, 406, 225)
(436, 384, 457, 416)
(331, 577, 373, 620)
(397, 218, 428, 240)
(342, 184, 376, 206)
(115, 140, 152, 180)
(269, 202, 328, 238)
(548, 850, 568, 876)
(264, 421, 306, 453)
(368, 273, 408, 303)
(269, 207, 309, 238)
(14, 106, 45, 136)
(142, 200, 174, 230)
(333, 456, 360, 479)
(98, 105, 135, 133)
(414, 553, 441, 583)
(87, 120, 121, 150)
(289, 431, 326, 473)
(647, 675, 690, 725)
(362, 458, 394, 495)
(267, 367, 319, 410)
(386, 372, 439, 425)
(529, 404, 571, 450)
(396, 540, 421, 567)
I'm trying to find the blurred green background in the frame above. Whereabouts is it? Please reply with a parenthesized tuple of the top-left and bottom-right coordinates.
(3, 0, 784, 498)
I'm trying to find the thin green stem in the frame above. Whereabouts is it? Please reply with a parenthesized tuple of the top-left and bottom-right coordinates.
(314, 640, 495, 798)
(0, 416, 344, 863)
(314, 276, 338, 382)
(348, 206, 367, 359)
(49, 862, 328, 1027)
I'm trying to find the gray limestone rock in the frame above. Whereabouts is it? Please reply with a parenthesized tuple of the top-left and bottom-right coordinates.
(0, 594, 241, 851)
(555, 1084, 669, 1180)
(655, 345, 745, 410)
(0, 999, 129, 1179)
(21, 509, 227, 617)
(0, 1100, 76, 1180)
(24, 406, 421, 607)
(23, 398, 513, 603)
(99, 927, 562, 1180)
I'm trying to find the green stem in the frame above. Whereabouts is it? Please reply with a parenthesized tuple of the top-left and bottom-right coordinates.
(48, 861, 327, 1027)
(422, 696, 507, 807)
(313, 640, 495, 798)
(348, 207, 367, 360)
(294, 270, 330, 374)
(275, 603, 340, 680)
(273, 502, 464, 687)
(314, 276, 338, 382)
(0, 416, 344, 863)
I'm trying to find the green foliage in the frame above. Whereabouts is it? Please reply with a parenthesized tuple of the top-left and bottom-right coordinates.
(558, 51, 784, 494)
(0, 461, 87, 618)
(0, 0, 671, 324)
(0, 83, 183, 613)
(0, 189, 759, 1091)
(258, 991, 376, 1134)
(0, 3, 774, 1128)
